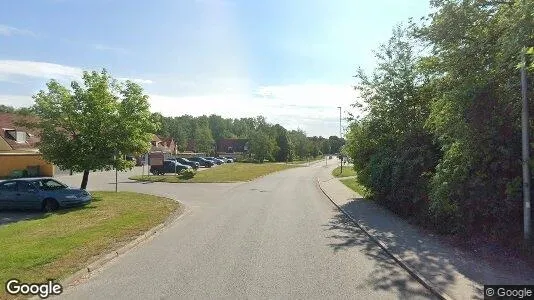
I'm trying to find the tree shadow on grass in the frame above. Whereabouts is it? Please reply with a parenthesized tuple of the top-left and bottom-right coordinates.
(0, 211, 45, 226)
(0, 204, 95, 226)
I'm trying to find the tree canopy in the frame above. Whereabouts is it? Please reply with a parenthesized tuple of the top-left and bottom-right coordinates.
(155, 114, 344, 162)
(28, 70, 158, 189)
(346, 0, 534, 242)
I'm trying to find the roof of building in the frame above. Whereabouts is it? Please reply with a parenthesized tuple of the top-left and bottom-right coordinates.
(0, 113, 40, 150)
(160, 137, 175, 147)
(216, 138, 249, 152)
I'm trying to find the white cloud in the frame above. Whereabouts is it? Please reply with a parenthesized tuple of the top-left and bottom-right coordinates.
(0, 60, 153, 86)
(0, 59, 358, 136)
(255, 84, 357, 108)
(0, 95, 34, 107)
(117, 77, 154, 84)
(148, 83, 361, 137)
(0, 60, 82, 81)
(0, 25, 36, 37)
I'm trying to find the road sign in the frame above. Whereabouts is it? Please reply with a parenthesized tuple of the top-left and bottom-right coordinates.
(149, 152, 164, 166)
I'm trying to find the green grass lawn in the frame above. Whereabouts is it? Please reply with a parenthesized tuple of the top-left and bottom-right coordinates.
(0, 192, 179, 298)
(332, 166, 357, 177)
(130, 162, 299, 183)
(340, 178, 369, 198)
(286, 157, 324, 164)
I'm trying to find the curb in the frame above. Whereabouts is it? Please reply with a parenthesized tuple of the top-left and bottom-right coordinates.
(58, 204, 186, 288)
(315, 177, 454, 300)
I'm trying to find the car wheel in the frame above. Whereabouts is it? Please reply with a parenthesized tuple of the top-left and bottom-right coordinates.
(42, 198, 59, 212)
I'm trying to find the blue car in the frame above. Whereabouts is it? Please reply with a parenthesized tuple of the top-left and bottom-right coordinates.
(0, 178, 92, 212)
(150, 160, 191, 175)
(203, 157, 224, 165)
(168, 157, 200, 170)
(189, 157, 214, 168)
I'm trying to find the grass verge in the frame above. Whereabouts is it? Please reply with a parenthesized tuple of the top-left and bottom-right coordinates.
(332, 166, 357, 177)
(0, 191, 179, 299)
(340, 177, 368, 197)
(130, 162, 299, 183)
(286, 156, 325, 164)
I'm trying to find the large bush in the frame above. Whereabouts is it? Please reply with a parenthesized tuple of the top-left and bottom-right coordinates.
(347, 25, 439, 224)
(347, 0, 534, 240)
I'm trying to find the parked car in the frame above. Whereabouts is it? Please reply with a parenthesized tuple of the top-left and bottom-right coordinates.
(0, 178, 92, 212)
(174, 157, 199, 170)
(204, 157, 224, 165)
(189, 157, 214, 168)
(221, 157, 234, 163)
(150, 160, 191, 175)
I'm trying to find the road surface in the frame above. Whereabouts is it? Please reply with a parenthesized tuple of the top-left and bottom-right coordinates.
(55, 163, 433, 299)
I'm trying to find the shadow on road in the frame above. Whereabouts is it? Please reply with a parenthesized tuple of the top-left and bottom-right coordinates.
(325, 197, 519, 299)
(324, 208, 441, 299)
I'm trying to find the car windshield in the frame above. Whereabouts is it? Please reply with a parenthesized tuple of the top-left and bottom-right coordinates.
(35, 179, 67, 190)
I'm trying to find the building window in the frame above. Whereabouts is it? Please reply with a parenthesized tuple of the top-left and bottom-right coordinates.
(15, 131, 27, 143)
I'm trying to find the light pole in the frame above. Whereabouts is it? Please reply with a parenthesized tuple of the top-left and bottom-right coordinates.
(114, 151, 118, 193)
(521, 47, 531, 241)
(338, 106, 342, 174)
(337, 106, 342, 139)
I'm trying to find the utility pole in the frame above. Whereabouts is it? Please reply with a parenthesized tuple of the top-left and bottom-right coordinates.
(114, 152, 118, 193)
(338, 106, 343, 174)
(521, 47, 531, 241)
(338, 106, 342, 139)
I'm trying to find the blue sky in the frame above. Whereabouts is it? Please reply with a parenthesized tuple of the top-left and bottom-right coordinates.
(0, 0, 431, 137)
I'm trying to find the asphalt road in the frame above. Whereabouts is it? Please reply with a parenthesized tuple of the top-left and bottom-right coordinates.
(55, 163, 433, 299)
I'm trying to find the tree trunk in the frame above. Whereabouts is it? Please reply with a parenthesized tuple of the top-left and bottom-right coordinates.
(81, 170, 90, 190)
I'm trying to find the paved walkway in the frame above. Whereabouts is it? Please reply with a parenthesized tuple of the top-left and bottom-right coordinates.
(317, 163, 534, 300)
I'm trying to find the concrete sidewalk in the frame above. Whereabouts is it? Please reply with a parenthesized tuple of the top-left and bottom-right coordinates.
(317, 164, 534, 300)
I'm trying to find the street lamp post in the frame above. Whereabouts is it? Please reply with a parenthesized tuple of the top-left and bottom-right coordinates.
(338, 106, 342, 139)
(521, 47, 531, 241)
(338, 106, 342, 174)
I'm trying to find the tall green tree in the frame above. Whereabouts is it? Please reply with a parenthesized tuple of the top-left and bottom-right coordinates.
(208, 114, 233, 140)
(419, 0, 534, 235)
(29, 70, 158, 189)
(249, 129, 277, 162)
(273, 124, 293, 162)
(0, 104, 35, 115)
(190, 116, 214, 153)
(346, 0, 534, 240)
(347, 24, 439, 221)
(327, 136, 344, 154)
(171, 116, 190, 151)
(289, 129, 312, 159)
